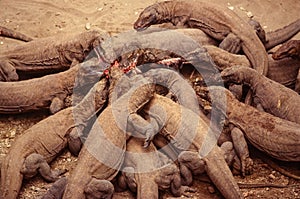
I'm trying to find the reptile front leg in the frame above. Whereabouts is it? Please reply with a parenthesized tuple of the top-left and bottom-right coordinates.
(156, 163, 195, 197)
(0, 59, 19, 81)
(219, 33, 242, 54)
(84, 178, 115, 199)
(178, 151, 206, 186)
(20, 153, 66, 182)
(230, 127, 254, 176)
(42, 177, 67, 199)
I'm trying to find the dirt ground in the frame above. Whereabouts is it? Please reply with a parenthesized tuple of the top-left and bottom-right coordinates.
(0, 0, 300, 198)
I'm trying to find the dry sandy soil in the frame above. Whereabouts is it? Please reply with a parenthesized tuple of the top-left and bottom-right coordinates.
(0, 0, 300, 198)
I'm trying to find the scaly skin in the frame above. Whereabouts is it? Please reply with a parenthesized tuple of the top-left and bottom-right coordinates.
(134, 0, 268, 76)
(273, 40, 300, 60)
(0, 78, 108, 199)
(221, 66, 300, 124)
(0, 30, 103, 81)
(208, 86, 300, 162)
(143, 94, 243, 199)
(0, 26, 33, 42)
(62, 80, 156, 199)
(0, 57, 104, 114)
(119, 137, 192, 198)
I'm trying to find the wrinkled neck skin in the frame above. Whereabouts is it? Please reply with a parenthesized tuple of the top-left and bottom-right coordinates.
(243, 70, 262, 92)
(155, 1, 177, 25)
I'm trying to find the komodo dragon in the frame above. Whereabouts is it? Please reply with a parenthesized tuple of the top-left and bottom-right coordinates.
(0, 78, 109, 199)
(221, 66, 300, 124)
(142, 94, 243, 199)
(0, 26, 33, 42)
(0, 30, 103, 81)
(117, 137, 193, 198)
(0, 57, 105, 114)
(273, 39, 300, 60)
(134, 0, 268, 76)
(272, 40, 300, 92)
(208, 86, 300, 162)
(204, 45, 300, 91)
(62, 78, 156, 199)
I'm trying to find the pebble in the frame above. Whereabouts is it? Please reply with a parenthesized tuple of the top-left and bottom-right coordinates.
(0, 41, 3, 45)
(85, 23, 91, 30)
(247, 11, 253, 18)
(207, 185, 215, 194)
(239, 6, 246, 11)
(10, 129, 16, 138)
(271, 170, 276, 174)
(228, 6, 234, 10)
(269, 173, 276, 179)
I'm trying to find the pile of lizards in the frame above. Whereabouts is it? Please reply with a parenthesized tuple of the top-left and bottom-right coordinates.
(1, 1, 300, 199)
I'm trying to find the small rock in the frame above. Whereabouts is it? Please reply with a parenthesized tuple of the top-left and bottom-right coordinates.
(10, 129, 16, 138)
(97, 7, 103, 11)
(0, 41, 3, 45)
(228, 6, 234, 10)
(266, 188, 269, 191)
(207, 185, 215, 194)
(85, 23, 91, 30)
(247, 11, 253, 18)
(269, 173, 276, 179)
(239, 6, 246, 11)
(243, 192, 249, 197)
(271, 170, 276, 174)
(135, 11, 139, 15)
(204, 105, 212, 110)
(66, 158, 72, 162)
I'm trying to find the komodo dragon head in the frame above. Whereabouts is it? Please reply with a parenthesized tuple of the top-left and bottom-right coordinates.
(272, 40, 300, 60)
(134, 3, 165, 30)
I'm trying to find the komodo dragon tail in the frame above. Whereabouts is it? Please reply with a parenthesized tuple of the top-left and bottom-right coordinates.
(0, 155, 24, 199)
(0, 26, 33, 42)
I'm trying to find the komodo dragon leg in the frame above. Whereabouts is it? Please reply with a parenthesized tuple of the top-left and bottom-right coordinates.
(20, 153, 67, 182)
(0, 59, 19, 81)
(41, 177, 67, 199)
(84, 179, 115, 199)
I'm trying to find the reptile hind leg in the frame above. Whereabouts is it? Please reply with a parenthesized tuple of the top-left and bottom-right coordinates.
(178, 151, 205, 186)
(84, 178, 114, 199)
(219, 33, 242, 54)
(21, 153, 66, 182)
(68, 125, 85, 156)
(50, 97, 65, 114)
(0, 60, 19, 81)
